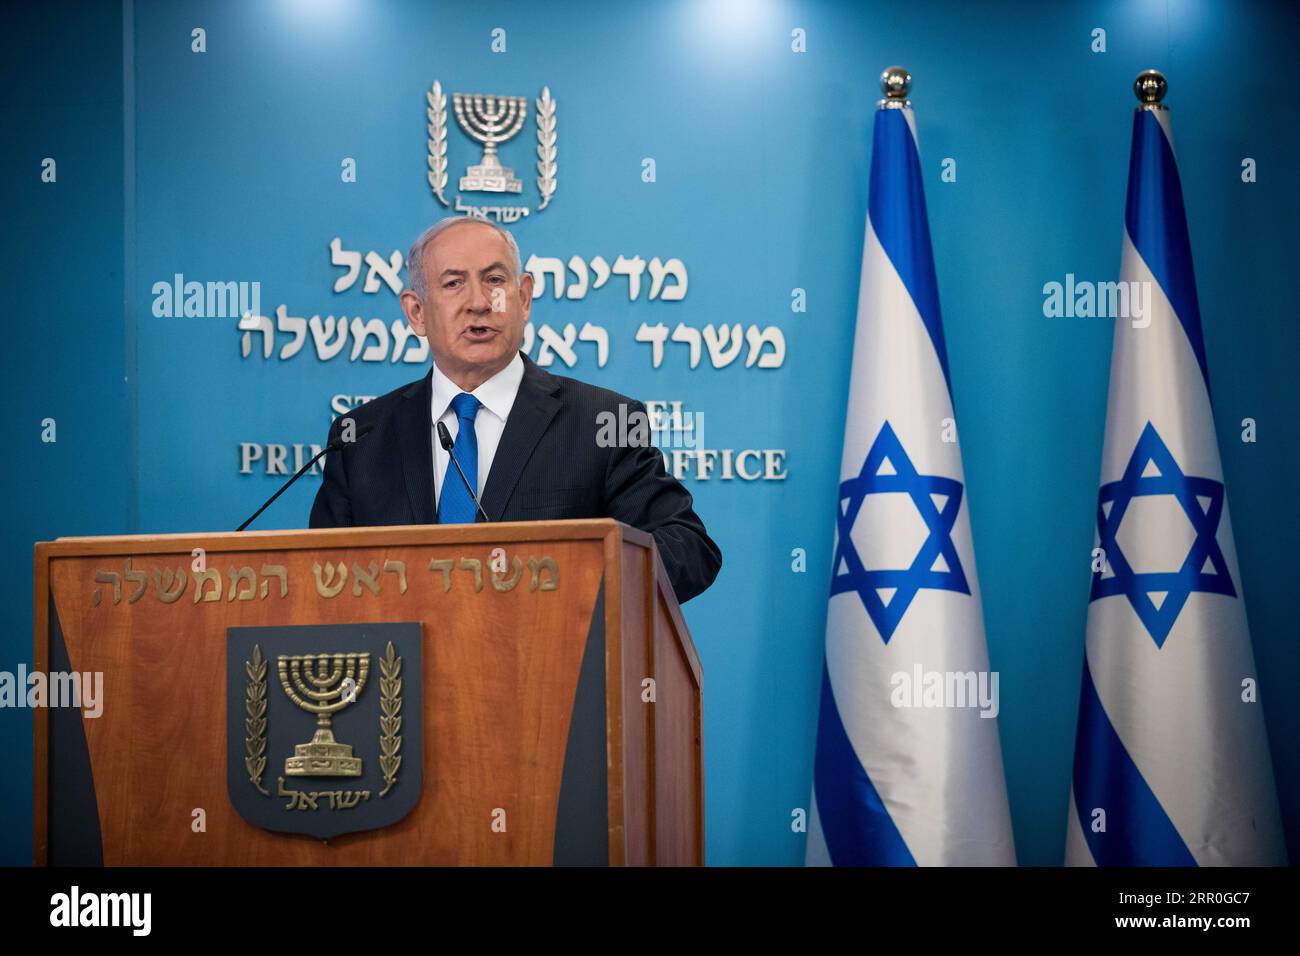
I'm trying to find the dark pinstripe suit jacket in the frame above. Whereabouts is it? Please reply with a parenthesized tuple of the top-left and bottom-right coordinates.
(308, 353, 721, 603)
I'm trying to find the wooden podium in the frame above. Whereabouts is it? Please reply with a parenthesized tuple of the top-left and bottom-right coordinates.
(33, 519, 703, 866)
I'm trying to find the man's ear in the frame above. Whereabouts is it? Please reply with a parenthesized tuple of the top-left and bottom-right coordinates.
(518, 272, 534, 322)
(400, 289, 426, 336)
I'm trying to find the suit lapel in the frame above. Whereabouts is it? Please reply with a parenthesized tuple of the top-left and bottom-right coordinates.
(397, 369, 436, 524)
(481, 353, 561, 521)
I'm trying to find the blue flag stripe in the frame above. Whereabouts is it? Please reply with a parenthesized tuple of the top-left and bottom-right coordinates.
(867, 108, 952, 397)
(1071, 660, 1197, 866)
(812, 665, 916, 866)
(1124, 110, 1211, 397)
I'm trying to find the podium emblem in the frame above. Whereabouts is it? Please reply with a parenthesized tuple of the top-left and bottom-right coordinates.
(226, 623, 423, 840)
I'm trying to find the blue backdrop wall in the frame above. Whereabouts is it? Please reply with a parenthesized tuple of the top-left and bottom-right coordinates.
(3, 0, 1297, 866)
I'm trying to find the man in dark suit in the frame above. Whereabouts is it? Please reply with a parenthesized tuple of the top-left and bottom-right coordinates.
(309, 216, 721, 603)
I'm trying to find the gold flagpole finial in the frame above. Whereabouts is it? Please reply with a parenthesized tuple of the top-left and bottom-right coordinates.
(1134, 69, 1168, 110)
(879, 66, 912, 109)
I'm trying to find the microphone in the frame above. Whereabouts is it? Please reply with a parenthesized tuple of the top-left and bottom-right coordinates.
(436, 421, 490, 522)
(236, 420, 374, 531)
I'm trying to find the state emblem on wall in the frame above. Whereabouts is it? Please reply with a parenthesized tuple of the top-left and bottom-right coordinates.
(426, 80, 557, 222)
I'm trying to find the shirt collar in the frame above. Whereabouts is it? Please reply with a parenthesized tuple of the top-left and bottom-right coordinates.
(430, 351, 525, 425)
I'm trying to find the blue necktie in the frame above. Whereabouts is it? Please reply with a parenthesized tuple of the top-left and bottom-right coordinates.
(437, 392, 481, 523)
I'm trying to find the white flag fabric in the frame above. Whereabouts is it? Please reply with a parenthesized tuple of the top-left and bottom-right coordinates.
(1064, 100, 1286, 866)
(805, 101, 1015, 866)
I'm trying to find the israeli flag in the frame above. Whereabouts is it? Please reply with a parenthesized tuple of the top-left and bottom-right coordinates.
(1065, 79, 1287, 866)
(805, 82, 1015, 866)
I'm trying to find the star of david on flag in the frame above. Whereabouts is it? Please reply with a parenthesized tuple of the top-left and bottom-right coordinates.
(1091, 421, 1235, 647)
(831, 421, 969, 643)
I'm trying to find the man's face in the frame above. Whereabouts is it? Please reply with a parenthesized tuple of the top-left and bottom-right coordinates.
(400, 222, 533, 390)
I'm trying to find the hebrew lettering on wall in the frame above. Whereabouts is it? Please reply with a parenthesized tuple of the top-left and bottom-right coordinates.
(240, 315, 784, 370)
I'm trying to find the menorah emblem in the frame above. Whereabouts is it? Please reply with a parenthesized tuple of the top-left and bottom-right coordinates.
(277, 652, 370, 777)
(452, 92, 528, 194)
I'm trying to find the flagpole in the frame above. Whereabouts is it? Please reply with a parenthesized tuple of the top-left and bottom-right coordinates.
(805, 65, 1015, 867)
(1064, 68, 1287, 866)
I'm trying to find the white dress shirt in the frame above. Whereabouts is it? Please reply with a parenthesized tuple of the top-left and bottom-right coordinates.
(430, 352, 525, 511)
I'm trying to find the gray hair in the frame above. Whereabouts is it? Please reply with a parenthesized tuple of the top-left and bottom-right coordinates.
(406, 216, 524, 298)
